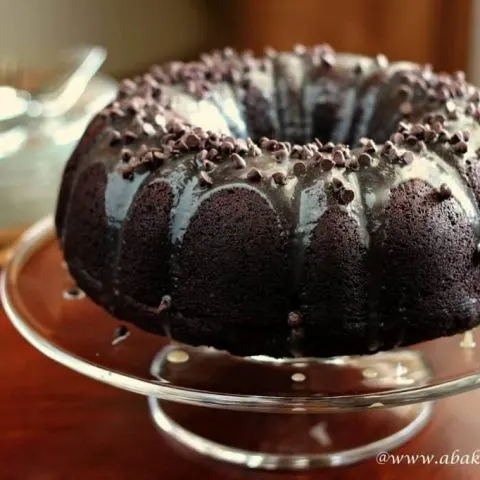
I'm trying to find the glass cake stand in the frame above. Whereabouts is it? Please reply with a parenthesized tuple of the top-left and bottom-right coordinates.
(3, 216, 480, 470)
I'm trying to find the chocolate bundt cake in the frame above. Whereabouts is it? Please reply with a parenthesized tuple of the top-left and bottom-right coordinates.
(55, 45, 480, 358)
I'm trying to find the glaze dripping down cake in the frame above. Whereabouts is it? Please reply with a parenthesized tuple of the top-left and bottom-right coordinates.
(55, 45, 480, 358)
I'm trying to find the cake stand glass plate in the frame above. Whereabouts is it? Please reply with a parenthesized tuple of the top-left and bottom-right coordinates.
(2, 216, 480, 470)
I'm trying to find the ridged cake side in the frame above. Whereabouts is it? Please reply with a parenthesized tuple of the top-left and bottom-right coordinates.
(55, 46, 480, 357)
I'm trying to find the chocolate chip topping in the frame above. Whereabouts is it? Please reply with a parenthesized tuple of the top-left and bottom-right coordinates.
(199, 171, 213, 187)
(272, 172, 287, 186)
(453, 141, 468, 154)
(339, 188, 355, 205)
(247, 168, 263, 182)
(438, 183, 453, 199)
(332, 150, 346, 166)
(293, 161, 307, 176)
(287, 311, 302, 328)
(358, 152, 372, 167)
(401, 151, 415, 165)
(320, 157, 335, 171)
(108, 129, 122, 147)
(231, 152, 247, 169)
(331, 177, 343, 191)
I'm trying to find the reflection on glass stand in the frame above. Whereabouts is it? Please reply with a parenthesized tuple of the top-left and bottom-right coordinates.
(1, 216, 479, 470)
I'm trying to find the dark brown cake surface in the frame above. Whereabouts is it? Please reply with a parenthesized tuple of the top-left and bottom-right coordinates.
(56, 45, 480, 357)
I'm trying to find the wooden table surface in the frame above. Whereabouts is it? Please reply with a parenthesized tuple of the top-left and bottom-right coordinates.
(2, 301, 480, 480)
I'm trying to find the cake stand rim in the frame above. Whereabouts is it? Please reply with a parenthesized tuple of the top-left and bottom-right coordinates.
(3, 215, 480, 413)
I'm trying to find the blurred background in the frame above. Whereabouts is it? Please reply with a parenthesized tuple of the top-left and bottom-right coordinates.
(0, 0, 475, 79)
(0, 0, 477, 261)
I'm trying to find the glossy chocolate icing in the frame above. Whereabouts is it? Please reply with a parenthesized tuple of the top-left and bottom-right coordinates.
(55, 46, 480, 357)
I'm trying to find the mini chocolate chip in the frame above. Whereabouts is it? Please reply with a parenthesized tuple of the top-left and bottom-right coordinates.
(348, 159, 360, 171)
(251, 144, 262, 157)
(322, 142, 335, 153)
(465, 103, 477, 116)
(259, 137, 269, 148)
(231, 152, 247, 169)
(199, 171, 213, 187)
(197, 149, 208, 161)
(121, 149, 133, 162)
(424, 129, 437, 143)
(438, 183, 453, 199)
(339, 188, 355, 205)
(220, 141, 235, 153)
(123, 130, 138, 144)
(331, 177, 343, 191)
(438, 86, 451, 101)
(381, 141, 394, 154)
(358, 152, 372, 166)
(376, 53, 389, 69)
(406, 135, 418, 146)
(449, 132, 463, 145)
(294, 44, 307, 55)
(272, 172, 287, 185)
(387, 147, 399, 163)
(203, 159, 215, 171)
(223, 136, 236, 144)
(247, 168, 263, 182)
(413, 140, 426, 153)
(207, 148, 219, 160)
(152, 151, 165, 164)
(391, 132, 404, 145)
(470, 90, 480, 102)
(120, 165, 134, 180)
(332, 150, 346, 166)
(411, 124, 425, 138)
(321, 52, 336, 68)
(314, 138, 323, 149)
(109, 130, 122, 147)
(176, 139, 189, 151)
(159, 294, 172, 311)
(235, 139, 249, 154)
(463, 130, 471, 141)
(353, 62, 363, 75)
(265, 46, 277, 58)
(301, 145, 314, 159)
(142, 151, 154, 164)
(363, 139, 377, 153)
(274, 149, 289, 161)
(453, 141, 468, 154)
(293, 161, 307, 176)
(401, 151, 414, 165)
(437, 129, 449, 142)
(320, 157, 335, 171)
(185, 133, 200, 148)
(265, 139, 278, 151)
(287, 311, 302, 328)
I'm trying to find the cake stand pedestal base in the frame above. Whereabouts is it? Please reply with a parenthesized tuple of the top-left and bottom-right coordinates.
(147, 344, 433, 470)
(148, 397, 433, 470)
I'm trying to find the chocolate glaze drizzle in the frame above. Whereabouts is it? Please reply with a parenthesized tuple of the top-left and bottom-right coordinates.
(57, 44, 480, 357)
